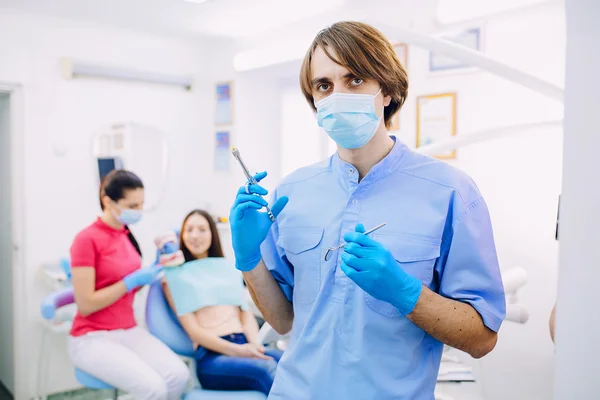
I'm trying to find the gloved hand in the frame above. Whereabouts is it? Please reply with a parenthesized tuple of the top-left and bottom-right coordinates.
(230, 171, 288, 271)
(340, 224, 423, 315)
(154, 231, 185, 267)
(154, 231, 179, 254)
(122, 265, 163, 291)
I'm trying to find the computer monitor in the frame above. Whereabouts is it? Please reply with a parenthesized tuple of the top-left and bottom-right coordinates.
(97, 157, 123, 181)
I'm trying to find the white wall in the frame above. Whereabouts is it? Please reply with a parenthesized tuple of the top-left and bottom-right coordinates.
(0, 92, 14, 394)
(0, 8, 225, 398)
(271, 3, 565, 400)
(280, 79, 328, 177)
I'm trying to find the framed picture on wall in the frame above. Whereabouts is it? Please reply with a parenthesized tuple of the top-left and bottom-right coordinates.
(416, 92, 457, 159)
(214, 130, 231, 171)
(215, 81, 233, 125)
(429, 27, 482, 73)
(393, 42, 408, 68)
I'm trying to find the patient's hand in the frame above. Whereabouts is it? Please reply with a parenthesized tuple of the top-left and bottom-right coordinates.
(230, 343, 273, 360)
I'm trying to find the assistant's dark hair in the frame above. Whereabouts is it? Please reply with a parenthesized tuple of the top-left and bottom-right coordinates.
(179, 209, 224, 262)
(99, 170, 144, 257)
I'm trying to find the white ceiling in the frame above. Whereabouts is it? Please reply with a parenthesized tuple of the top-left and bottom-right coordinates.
(0, 0, 362, 39)
(0, 0, 548, 45)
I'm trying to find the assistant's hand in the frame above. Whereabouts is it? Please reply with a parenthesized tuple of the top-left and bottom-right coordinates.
(122, 265, 163, 292)
(230, 171, 288, 272)
(340, 224, 422, 315)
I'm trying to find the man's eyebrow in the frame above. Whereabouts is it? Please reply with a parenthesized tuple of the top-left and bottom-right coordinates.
(311, 77, 331, 86)
(311, 73, 360, 87)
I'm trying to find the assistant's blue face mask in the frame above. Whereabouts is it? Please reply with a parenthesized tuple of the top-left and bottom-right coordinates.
(113, 204, 143, 225)
(315, 88, 383, 149)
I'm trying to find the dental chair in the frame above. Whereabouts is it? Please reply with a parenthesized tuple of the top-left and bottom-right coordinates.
(39, 279, 268, 399)
(39, 287, 119, 400)
(145, 279, 268, 400)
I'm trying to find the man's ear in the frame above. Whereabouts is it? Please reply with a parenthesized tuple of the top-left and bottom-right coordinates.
(383, 94, 392, 107)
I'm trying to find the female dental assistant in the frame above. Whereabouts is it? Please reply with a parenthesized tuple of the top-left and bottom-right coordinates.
(68, 170, 189, 400)
(230, 21, 506, 400)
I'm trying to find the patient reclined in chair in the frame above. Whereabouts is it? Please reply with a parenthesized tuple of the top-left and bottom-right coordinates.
(155, 224, 281, 396)
(155, 231, 250, 347)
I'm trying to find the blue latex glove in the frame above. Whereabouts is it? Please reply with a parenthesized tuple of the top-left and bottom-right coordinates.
(340, 223, 423, 315)
(230, 171, 289, 271)
(122, 265, 163, 292)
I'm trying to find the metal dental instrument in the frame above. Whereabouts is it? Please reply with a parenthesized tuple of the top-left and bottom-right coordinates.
(324, 222, 387, 261)
(231, 147, 275, 222)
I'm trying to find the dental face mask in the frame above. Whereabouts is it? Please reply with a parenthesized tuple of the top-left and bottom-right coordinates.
(315, 88, 383, 149)
(113, 204, 143, 225)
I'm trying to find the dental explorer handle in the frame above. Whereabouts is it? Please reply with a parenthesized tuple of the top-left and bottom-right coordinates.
(231, 147, 255, 183)
(324, 222, 387, 261)
(231, 147, 275, 222)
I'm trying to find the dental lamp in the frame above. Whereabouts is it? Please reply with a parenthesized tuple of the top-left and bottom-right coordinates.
(502, 266, 528, 293)
(501, 266, 530, 324)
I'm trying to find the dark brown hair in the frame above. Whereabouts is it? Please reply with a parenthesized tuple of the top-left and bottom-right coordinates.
(99, 170, 144, 256)
(299, 21, 409, 129)
(179, 209, 224, 262)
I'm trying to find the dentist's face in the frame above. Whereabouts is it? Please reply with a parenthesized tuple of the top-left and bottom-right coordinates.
(182, 213, 212, 259)
(310, 45, 391, 108)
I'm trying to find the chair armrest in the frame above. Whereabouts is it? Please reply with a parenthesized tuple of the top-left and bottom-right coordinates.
(40, 287, 75, 320)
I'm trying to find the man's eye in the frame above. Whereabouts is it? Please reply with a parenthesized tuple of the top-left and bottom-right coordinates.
(351, 78, 363, 86)
(317, 83, 330, 92)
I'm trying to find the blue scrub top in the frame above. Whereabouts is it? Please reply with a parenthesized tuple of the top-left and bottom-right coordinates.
(261, 137, 506, 400)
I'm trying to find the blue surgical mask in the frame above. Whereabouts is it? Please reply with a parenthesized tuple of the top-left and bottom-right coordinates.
(113, 205, 143, 225)
(315, 88, 383, 149)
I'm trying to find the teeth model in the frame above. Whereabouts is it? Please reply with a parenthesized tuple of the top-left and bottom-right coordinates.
(154, 231, 185, 267)
(159, 250, 185, 268)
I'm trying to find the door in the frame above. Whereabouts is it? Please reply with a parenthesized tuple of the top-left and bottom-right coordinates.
(0, 92, 14, 395)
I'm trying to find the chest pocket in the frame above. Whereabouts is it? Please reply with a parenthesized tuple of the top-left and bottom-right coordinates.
(364, 233, 441, 318)
(277, 228, 324, 305)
